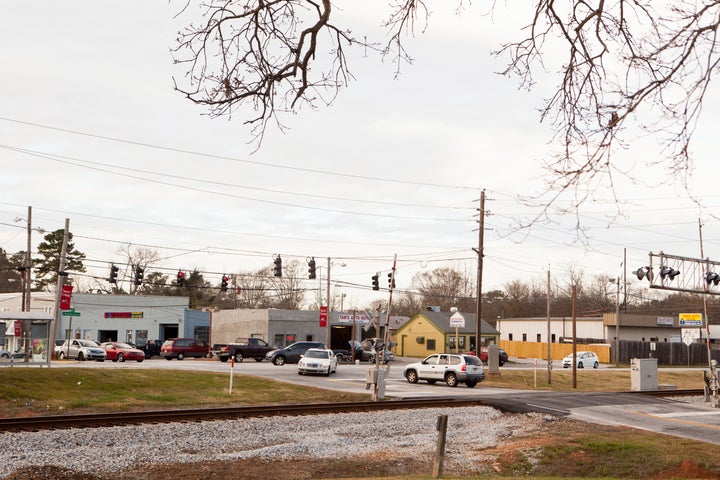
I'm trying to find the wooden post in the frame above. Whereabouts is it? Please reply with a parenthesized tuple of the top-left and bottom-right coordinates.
(432, 414, 448, 478)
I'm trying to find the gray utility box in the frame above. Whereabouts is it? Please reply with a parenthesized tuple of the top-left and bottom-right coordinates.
(630, 358, 658, 391)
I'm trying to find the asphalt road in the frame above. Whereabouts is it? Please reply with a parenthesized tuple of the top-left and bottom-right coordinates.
(29, 355, 720, 445)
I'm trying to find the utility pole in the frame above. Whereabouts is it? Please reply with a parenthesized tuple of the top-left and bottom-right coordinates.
(25, 206, 32, 312)
(50, 218, 70, 364)
(546, 268, 552, 385)
(473, 191, 485, 351)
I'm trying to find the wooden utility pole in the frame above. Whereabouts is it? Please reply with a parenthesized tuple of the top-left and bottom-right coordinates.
(474, 191, 485, 351)
(546, 268, 552, 385)
(50, 218, 70, 364)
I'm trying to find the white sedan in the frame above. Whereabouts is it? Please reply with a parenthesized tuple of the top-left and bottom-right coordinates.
(562, 351, 600, 369)
(298, 348, 337, 376)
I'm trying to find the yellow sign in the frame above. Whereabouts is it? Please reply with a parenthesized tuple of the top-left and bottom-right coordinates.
(679, 313, 703, 327)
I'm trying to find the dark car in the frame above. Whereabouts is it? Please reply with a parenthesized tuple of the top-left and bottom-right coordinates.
(265, 341, 326, 366)
(160, 338, 209, 360)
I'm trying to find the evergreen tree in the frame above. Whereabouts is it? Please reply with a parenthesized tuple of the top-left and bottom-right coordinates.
(33, 229, 86, 291)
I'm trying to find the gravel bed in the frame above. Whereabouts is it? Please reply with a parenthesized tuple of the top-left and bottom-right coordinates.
(0, 406, 551, 478)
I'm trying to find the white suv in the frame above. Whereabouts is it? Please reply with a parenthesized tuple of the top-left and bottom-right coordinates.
(404, 353, 485, 388)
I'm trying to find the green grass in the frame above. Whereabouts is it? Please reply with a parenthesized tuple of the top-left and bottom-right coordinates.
(0, 368, 368, 417)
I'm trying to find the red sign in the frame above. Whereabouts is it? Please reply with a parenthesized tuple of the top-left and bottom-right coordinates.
(14, 320, 21, 337)
(59, 285, 73, 310)
(319, 306, 328, 327)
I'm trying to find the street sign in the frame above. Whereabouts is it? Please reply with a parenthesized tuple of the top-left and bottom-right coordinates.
(62, 308, 81, 317)
(682, 328, 699, 346)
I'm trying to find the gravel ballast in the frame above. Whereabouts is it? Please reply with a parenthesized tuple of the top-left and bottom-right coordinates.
(1, 406, 551, 478)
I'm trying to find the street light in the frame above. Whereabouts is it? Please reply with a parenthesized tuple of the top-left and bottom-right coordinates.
(324, 258, 346, 348)
(15, 206, 45, 312)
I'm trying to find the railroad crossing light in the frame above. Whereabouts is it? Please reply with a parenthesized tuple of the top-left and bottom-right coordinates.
(133, 265, 145, 286)
(632, 267, 653, 282)
(273, 256, 282, 277)
(108, 264, 119, 284)
(387, 272, 396, 289)
(176, 270, 186, 287)
(707, 272, 720, 286)
(307, 257, 316, 279)
(371, 274, 379, 291)
(659, 266, 680, 281)
(221, 275, 229, 291)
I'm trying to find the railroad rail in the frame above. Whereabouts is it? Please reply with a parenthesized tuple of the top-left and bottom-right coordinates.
(0, 389, 705, 432)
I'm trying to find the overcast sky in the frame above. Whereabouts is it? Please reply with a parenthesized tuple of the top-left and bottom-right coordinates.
(2, 2, 719, 310)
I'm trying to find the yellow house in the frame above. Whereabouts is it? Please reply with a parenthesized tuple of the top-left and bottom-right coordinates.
(395, 310, 500, 358)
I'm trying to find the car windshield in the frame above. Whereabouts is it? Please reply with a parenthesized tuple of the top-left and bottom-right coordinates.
(114, 342, 133, 349)
(305, 350, 328, 359)
(79, 340, 99, 347)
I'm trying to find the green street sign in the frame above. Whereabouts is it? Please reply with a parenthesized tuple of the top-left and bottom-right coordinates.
(62, 308, 81, 317)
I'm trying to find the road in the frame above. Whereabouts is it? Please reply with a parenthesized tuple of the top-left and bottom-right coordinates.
(31, 355, 720, 445)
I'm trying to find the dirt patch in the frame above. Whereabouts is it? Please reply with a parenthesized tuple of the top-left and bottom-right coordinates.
(655, 459, 720, 480)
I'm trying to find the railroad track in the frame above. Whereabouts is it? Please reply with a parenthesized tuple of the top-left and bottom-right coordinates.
(0, 389, 705, 432)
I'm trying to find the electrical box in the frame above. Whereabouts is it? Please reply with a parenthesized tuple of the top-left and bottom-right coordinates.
(630, 358, 658, 391)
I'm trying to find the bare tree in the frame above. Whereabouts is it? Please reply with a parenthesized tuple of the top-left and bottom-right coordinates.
(174, 2, 719, 215)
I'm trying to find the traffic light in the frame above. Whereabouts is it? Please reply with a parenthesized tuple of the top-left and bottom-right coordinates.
(221, 275, 229, 291)
(371, 274, 379, 291)
(273, 256, 282, 277)
(133, 265, 145, 286)
(707, 272, 720, 286)
(387, 272, 396, 289)
(108, 264, 119, 284)
(632, 267, 653, 282)
(659, 266, 680, 281)
(176, 270, 186, 287)
(308, 257, 316, 279)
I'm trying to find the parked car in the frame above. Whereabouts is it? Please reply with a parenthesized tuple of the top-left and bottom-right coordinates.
(57, 339, 107, 361)
(265, 341, 326, 366)
(562, 351, 600, 369)
(404, 353, 485, 388)
(350, 338, 395, 364)
(479, 347, 509, 366)
(160, 338, 210, 360)
(297, 348, 338, 376)
(100, 341, 146, 362)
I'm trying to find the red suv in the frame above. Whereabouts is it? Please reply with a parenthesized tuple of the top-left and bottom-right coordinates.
(160, 338, 209, 360)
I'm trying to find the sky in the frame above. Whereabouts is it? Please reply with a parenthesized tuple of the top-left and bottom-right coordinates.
(2, 2, 719, 311)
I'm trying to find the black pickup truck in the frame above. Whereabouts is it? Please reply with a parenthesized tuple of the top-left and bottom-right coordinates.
(212, 337, 274, 363)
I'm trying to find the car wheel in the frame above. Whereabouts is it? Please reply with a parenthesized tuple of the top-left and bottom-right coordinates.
(219, 357, 228, 363)
(368, 355, 375, 364)
(254, 357, 264, 362)
(234, 352, 244, 363)
(405, 369, 419, 384)
(578, 361, 584, 369)
(499, 360, 505, 366)
(273, 356, 286, 366)
(298, 371, 303, 375)
(445, 372, 458, 387)
(427, 380, 437, 385)
(466, 381, 477, 388)
(118, 353, 125, 362)
(593, 361, 599, 369)
(58, 351, 65, 360)
(325, 366, 331, 377)
(77, 352, 84, 361)
(165, 357, 173, 360)
(137, 359, 143, 362)
(177, 353, 185, 360)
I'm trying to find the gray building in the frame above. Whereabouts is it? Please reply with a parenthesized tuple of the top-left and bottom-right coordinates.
(211, 309, 405, 350)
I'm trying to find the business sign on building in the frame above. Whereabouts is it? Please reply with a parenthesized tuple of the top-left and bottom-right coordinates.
(337, 313, 369, 325)
(656, 317, 674, 326)
(679, 313, 703, 327)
